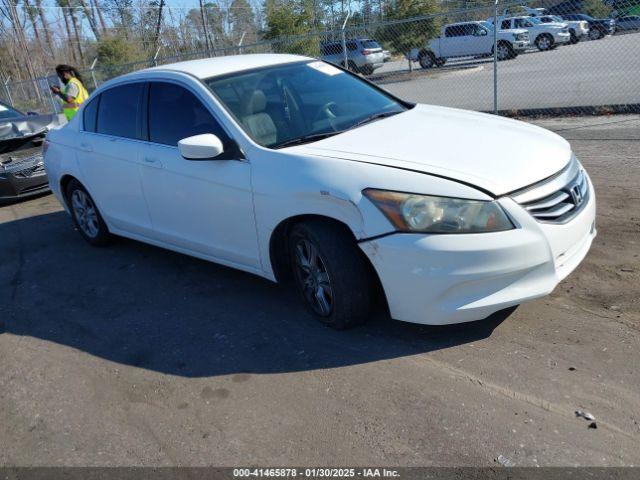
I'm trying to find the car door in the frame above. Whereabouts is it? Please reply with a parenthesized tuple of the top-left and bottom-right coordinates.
(443, 25, 465, 56)
(469, 23, 491, 55)
(77, 82, 154, 237)
(138, 80, 260, 269)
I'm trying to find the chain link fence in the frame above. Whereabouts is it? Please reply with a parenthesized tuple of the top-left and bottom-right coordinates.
(1, 0, 639, 118)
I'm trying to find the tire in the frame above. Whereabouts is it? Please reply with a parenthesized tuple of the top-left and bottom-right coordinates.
(493, 41, 513, 61)
(288, 220, 374, 329)
(65, 179, 112, 246)
(535, 34, 554, 51)
(342, 60, 358, 72)
(569, 29, 579, 44)
(418, 51, 435, 69)
(589, 28, 603, 40)
(361, 65, 374, 76)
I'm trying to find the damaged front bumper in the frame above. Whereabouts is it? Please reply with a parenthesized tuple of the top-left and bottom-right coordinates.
(0, 148, 49, 201)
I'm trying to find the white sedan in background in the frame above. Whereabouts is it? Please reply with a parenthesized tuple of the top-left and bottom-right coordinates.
(44, 54, 596, 329)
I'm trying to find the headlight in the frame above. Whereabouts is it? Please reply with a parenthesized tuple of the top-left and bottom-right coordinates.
(363, 189, 514, 234)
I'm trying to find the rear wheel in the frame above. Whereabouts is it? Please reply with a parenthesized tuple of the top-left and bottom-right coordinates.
(342, 60, 358, 72)
(289, 220, 374, 329)
(361, 65, 374, 76)
(418, 51, 435, 69)
(535, 34, 554, 51)
(66, 179, 111, 246)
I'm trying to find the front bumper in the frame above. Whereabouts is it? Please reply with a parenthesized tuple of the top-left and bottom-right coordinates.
(359, 176, 596, 325)
(0, 152, 50, 201)
(554, 32, 571, 43)
(513, 40, 529, 51)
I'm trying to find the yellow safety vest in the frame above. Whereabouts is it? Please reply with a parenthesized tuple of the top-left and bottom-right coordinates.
(62, 77, 89, 121)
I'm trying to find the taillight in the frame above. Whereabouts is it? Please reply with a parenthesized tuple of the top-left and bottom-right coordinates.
(43, 139, 50, 154)
(362, 49, 373, 55)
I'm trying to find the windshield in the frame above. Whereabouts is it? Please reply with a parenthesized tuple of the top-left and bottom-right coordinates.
(528, 17, 542, 24)
(0, 103, 24, 120)
(205, 61, 407, 149)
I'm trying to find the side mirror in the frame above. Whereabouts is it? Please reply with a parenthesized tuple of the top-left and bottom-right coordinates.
(178, 133, 224, 160)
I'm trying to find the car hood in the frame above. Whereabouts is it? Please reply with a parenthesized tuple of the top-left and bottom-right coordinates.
(292, 104, 571, 196)
(0, 113, 63, 154)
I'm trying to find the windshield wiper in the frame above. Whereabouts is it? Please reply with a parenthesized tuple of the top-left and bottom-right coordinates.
(348, 110, 402, 130)
(274, 131, 342, 149)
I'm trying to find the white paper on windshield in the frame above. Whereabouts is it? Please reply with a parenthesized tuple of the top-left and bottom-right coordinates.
(308, 61, 343, 76)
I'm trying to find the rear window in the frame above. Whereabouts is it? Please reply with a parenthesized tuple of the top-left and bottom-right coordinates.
(96, 83, 144, 139)
(361, 40, 380, 49)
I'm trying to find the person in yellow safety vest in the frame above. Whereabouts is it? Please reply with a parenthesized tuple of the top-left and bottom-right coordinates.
(50, 64, 89, 121)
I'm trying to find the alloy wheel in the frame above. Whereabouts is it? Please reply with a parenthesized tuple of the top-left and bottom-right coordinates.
(293, 238, 334, 316)
(538, 36, 551, 50)
(497, 44, 509, 60)
(71, 189, 99, 238)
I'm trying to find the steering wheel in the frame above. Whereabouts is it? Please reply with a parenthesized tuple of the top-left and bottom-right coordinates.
(313, 101, 340, 131)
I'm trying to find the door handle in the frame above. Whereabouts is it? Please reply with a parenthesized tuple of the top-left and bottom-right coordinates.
(143, 157, 163, 168)
(79, 142, 93, 152)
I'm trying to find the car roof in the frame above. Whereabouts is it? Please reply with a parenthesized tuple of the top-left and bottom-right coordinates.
(143, 53, 313, 80)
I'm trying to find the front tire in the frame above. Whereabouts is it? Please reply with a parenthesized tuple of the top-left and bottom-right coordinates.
(66, 179, 112, 246)
(289, 220, 374, 329)
(535, 34, 554, 51)
(493, 41, 514, 61)
(569, 29, 580, 43)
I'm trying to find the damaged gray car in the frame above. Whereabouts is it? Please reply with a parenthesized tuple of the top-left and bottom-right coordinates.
(0, 100, 64, 202)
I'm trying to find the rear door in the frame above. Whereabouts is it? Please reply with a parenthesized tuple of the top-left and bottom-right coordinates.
(77, 82, 153, 236)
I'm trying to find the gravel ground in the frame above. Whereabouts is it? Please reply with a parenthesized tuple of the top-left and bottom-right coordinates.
(0, 115, 639, 467)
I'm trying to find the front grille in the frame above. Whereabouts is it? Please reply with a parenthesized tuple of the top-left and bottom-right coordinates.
(511, 157, 590, 224)
(14, 162, 46, 178)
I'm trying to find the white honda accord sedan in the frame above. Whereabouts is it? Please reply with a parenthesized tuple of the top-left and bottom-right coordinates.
(44, 54, 596, 329)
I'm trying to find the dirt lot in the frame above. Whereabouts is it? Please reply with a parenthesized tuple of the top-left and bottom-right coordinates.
(0, 115, 639, 467)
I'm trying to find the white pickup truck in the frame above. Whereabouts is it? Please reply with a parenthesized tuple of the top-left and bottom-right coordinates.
(410, 21, 529, 69)
(488, 16, 571, 50)
(512, 6, 589, 43)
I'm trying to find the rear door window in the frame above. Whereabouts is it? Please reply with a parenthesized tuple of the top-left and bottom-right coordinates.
(96, 83, 144, 139)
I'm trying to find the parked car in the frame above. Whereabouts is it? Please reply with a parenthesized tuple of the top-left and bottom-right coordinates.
(506, 5, 589, 43)
(44, 54, 596, 329)
(410, 21, 529, 68)
(0, 100, 64, 202)
(320, 38, 384, 75)
(488, 16, 571, 50)
(560, 14, 615, 39)
(614, 15, 640, 32)
(537, 15, 589, 43)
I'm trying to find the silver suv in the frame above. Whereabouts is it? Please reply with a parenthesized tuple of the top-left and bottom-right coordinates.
(320, 38, 384, 75)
